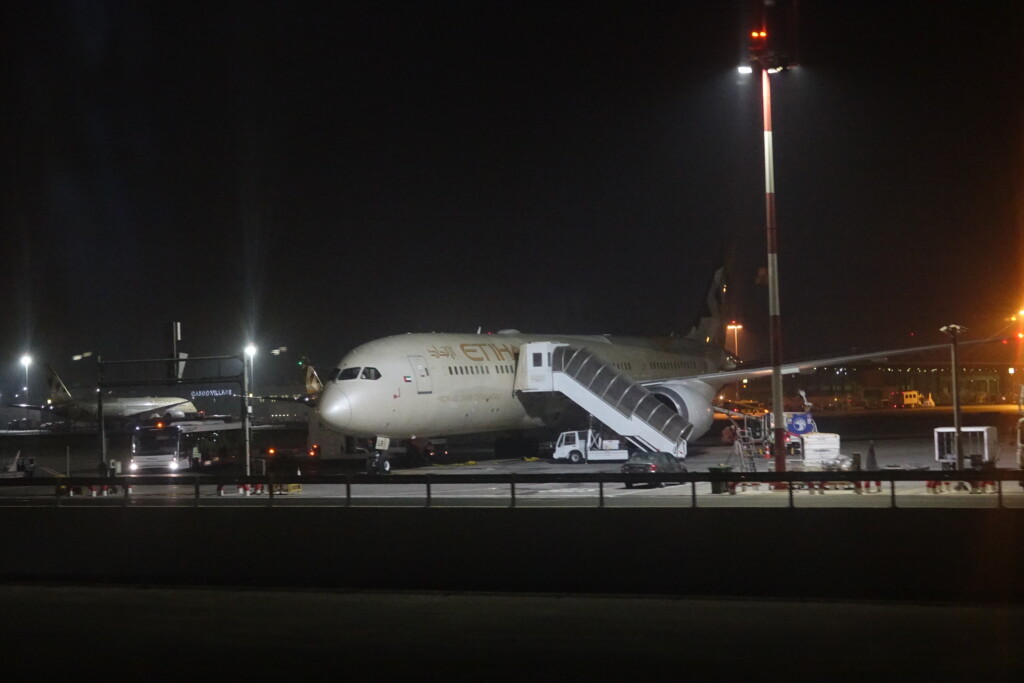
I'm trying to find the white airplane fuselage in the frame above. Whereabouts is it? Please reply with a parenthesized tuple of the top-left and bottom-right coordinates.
(317, 332, 730, 442)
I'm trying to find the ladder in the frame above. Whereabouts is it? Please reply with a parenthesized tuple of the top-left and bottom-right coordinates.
(514, 342, 691, 457)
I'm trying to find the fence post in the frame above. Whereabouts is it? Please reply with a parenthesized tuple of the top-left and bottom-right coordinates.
(598, 473, 604, 508)
(788, 479, 794, 508)
(890, 478, 897, 509)
(345, 475, 351, 507)
(691, 476, 697, 508)
(510, 474, 516, 508)
(426, 475, 432, 508)
(194, 482, 200, 507)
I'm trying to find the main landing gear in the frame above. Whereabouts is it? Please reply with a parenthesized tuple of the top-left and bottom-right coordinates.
(366, 450, 392, 475)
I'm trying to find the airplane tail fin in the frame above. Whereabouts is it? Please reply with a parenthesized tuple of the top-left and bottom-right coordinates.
(304, 364, 323, 397)
(685, 266, 727, 347)
(45, 365, 74, 403)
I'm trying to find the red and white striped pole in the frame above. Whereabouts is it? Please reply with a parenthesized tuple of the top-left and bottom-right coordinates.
(761, 67, 787, 475)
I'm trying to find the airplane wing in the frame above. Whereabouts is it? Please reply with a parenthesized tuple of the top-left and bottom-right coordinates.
(117, 399, 197, 419)
(4, 403, 51, 413)
(641, 337, 1009, 386)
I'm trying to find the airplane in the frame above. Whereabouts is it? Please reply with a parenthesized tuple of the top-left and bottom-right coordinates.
(6, 365, 200, 425)
(315, 268, 978, 471)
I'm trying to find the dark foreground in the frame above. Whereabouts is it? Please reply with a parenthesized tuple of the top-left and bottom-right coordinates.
(1, 584, 1020, 680)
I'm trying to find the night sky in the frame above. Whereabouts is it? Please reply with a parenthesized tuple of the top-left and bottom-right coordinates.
(2, 1, 1021, 394)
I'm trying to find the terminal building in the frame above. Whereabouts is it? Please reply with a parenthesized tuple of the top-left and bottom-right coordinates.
(736, 346, 1022, 411)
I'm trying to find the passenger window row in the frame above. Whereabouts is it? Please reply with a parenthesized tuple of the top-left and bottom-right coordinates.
(447, 364, 516, 376)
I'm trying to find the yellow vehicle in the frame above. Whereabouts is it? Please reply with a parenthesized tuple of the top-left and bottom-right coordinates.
(890, 390, 921, 408)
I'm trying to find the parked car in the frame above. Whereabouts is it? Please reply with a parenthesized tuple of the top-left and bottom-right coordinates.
(621, 452, 686, 488)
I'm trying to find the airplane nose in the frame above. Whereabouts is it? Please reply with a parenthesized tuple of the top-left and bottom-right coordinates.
(318, 385, 351, 430)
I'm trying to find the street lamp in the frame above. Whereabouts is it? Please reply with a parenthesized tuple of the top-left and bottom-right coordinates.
(940, 324, 966, 471)
(726, 321, 743, 357)
(245, 343, 257, 396)
(242, 343, 257, 478)
(20, 354, 32, 401)
(727, 322, 744, 400)
(739, 27, 794, 472)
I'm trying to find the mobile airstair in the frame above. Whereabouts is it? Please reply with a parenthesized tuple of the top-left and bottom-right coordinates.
(514, 342, 690, 457)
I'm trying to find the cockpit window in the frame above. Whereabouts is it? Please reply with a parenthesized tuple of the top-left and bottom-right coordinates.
(338, 367, 361, 380)
(361, 367, 381, 380)
(328, 367, 341, 381)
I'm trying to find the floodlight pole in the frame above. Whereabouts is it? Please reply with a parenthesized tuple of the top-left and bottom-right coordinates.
(97, 356, 107, 464)
(243, 353, 251, 477)
(760, 67, 787, 473)
(941, 324, 966, 470)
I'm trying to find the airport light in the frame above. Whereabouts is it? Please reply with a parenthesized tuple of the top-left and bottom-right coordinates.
(245, 343, 257, 397)
(724, 323, 741, 358)
(739, 27, 794, 473)
(727, 322, 744, 400)
(242, 344, 257, 478)
(20, 354, 31, 401)
(940, 324, 966, 471)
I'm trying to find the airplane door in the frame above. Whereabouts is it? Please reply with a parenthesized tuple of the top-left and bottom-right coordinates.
(407, 356, 432, 394)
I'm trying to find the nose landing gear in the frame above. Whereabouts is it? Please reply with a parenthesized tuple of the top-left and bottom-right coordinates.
(367, 451, 391, 475)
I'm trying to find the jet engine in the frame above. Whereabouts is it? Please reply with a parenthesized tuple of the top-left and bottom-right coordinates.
(646, 380, 716, 441)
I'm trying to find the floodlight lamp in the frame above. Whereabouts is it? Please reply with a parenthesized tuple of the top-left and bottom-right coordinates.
(738, 65, 754, 74)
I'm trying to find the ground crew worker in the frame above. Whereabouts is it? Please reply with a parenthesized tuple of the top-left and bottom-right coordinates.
(864, 441, 882, 493)
(93, 459, 109, 496)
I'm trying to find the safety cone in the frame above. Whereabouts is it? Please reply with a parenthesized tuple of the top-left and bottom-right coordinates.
(126, 483, 133, 496)
(217, 484, 225, 496)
